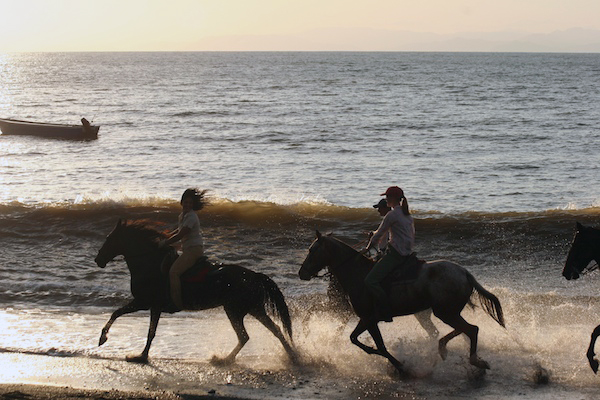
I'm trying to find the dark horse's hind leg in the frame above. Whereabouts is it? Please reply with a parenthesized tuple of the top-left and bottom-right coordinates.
(350, 319, 403, 373)
(437, 313, 489, 369)
(126, 306, 162, 364)
(99, 300, 146, 347)
(251, 308, 298, 362)
(438, 329, 462, 361)
(587, 324, 600, 373)
(211, 306, 249, 365)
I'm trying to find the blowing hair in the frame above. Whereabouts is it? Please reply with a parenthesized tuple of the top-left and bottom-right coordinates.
(180, 188, 208, 211)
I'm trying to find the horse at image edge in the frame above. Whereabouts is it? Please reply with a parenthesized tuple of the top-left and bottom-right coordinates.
(562, 222, 600, 373)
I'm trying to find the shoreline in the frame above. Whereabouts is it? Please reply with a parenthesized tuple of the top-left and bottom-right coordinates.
(0, 384, 248, 400)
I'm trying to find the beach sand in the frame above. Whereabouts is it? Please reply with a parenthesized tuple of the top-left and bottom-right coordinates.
(0, 352, 425, 400)
(1, 346, 599, 400)
(0, 383, 247, 400)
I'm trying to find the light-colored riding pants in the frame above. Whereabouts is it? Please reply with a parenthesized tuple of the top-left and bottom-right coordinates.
(169, 245, 204, 308)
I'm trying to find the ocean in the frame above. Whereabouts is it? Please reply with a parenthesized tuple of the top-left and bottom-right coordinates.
(0, 52, 600, 399)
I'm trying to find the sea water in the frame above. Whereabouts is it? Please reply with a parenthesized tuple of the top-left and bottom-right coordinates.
(1, 52, 600, 398)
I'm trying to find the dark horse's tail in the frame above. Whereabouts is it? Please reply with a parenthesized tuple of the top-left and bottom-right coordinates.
(467, 272, 506, 328)
(256, 272, 294, 341)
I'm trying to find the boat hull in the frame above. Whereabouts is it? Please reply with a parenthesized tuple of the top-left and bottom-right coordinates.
(0, 118, 99, 139)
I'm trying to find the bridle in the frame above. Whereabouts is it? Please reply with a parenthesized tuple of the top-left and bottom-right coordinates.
(310, 238, 368, 280)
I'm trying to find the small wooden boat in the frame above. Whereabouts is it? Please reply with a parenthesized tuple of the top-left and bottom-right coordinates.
(0, 118, 99, 140)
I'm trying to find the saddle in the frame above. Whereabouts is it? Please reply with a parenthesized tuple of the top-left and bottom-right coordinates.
(161, 252, 220, 283)
(385, 252, 425, 285)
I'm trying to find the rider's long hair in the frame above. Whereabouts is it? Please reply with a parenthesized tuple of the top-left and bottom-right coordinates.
(401, 196, 410, 216)
(180, 188, 208, 211)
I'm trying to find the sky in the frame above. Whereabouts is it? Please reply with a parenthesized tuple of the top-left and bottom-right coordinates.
(0, 0, 599, 52)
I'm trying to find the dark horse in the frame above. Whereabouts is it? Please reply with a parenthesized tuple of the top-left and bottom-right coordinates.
(562, 222, 600, 373)
(94, 219, 296, 364)
(299, 231, 505, 374)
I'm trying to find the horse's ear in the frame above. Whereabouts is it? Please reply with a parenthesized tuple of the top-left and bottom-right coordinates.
(576, 222, 584, 231)
(316, 230, 322, 240)
(117, 218, 127, 227)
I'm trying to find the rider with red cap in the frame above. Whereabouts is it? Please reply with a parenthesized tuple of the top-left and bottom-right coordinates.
(362, 186, 415, 322)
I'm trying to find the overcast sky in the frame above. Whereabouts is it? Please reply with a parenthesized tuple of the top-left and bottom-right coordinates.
(1, 0, 599, 51)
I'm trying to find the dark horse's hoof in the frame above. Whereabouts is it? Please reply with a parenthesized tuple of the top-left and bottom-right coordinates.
(126, 354, 149, 364)
(589, 358, 599, 374)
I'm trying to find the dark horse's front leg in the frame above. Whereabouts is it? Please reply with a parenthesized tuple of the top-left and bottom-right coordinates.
(99, 300, 162, 364)
(587, 324, 600, 373)
(350, 319, 403, 373)
(99, 300, 146, 346)
(126, 306, 162, 364)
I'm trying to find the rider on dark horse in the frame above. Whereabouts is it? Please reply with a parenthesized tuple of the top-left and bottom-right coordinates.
(361, 186, 415, 322)
(159, 188, 208, 312)
(372, 198, 392, 257)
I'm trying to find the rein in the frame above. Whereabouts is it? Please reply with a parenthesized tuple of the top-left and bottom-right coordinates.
(316, 240, 369, 279)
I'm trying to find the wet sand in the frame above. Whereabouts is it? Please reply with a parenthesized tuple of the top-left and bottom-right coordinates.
(0, 352, 424, 400)
(0, 383, 247, 400)
(1, 344, 600, 400)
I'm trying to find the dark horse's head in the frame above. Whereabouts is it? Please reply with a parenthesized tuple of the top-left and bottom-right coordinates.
(298, 231, 339, 281)
(95, 219, 165, 268)
(299, 231, 329, 281)
(563, 222, 600, 280)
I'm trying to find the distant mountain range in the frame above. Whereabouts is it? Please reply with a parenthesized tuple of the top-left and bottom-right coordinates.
(196, 28, 600, 52)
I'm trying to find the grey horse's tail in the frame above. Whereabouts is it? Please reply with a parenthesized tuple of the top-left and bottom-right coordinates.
(467, 272, 506, 328)
(257, 272, 294, 341)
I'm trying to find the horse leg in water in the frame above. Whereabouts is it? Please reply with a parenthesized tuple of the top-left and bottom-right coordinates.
(250, 308, 298, 362)
(587, 324, 600, 373)
(211, 306, 250, 365)
(350, 319, 403, 373)
(414, 309, 439, 339)
(438, 329, 462, 360)
(126, 307, 161, 364)
(436, 312, 489, 369)
(99, 299, 146, 347)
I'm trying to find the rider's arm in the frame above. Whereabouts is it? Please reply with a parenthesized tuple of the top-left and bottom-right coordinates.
(165, 226, 191, 245)
(364, 213, 393, 252)
(159, 226, 191, 248)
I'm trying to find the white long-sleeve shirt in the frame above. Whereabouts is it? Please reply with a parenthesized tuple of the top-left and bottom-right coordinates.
(367, 206, 415, 256)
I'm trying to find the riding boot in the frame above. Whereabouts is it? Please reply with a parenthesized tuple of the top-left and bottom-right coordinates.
(163, 277, 181, 314)
(373, 298, 393, 323)
(163, 301, 181, 314)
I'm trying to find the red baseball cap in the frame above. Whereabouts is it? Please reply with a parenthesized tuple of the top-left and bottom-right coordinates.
(380, 186, 404, 198)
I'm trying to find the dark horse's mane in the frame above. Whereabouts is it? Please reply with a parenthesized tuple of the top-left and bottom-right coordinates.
(123, 220, 168, 242)
(325, 235, 374, 269)
(329, 235, 358, 252)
